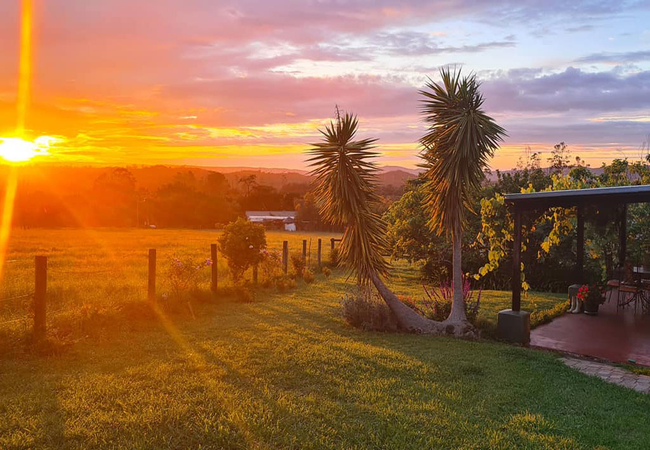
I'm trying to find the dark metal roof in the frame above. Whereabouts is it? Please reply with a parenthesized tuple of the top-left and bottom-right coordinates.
(504, 185, 650, 209)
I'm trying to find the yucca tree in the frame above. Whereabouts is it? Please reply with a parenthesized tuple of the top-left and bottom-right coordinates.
(420, 68, 506, 324)
(308, 111, 447, 332)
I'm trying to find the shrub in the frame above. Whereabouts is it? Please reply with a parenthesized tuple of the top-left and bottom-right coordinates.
(530, 300, 570, 328)
(275, 276, 297, 293)
(290, 252, 306, 278)
(328, 247, 339, 267)
(218, 218, 266, 283)
(340, 288, 399, 332)
(259, 249, 283, 286)
(167, 257, 212, 298)
(233, 285, 255, 303)
(321, 267, 332, 278)
(403, 276, 481, 324)
(303, 268, 315, 284)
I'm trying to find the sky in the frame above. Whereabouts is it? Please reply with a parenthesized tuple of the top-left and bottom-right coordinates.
(1, 0, 650, 170)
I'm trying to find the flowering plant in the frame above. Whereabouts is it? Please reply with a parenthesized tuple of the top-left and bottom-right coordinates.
(401, 276, 481, 324)
(167, 257, 212, 297)
(577, 283, 606, 306)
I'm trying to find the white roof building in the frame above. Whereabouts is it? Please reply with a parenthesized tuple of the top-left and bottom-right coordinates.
(245, 211, 297, 231)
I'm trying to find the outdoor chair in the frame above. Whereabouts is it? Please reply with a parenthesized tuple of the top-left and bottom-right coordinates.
(617, 282, 639, 311)
(606, 278, 620, 303)
(606, 266, 626, 304)
(616, 262, 639, 312)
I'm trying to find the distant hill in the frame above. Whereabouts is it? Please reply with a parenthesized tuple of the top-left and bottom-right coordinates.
(199, 166, 309, 175)
(379, 165, 422, 176)
(12, 163, 417, 193)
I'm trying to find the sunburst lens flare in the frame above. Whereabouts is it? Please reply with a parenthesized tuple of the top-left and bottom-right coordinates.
(0, 136, 56, 163)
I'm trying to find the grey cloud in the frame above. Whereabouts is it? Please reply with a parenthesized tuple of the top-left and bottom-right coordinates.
(482, 67, 650, 113)
(575, 50, 650, 64)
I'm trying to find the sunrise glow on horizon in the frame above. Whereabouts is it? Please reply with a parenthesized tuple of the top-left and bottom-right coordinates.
(1, 1, 649, 170)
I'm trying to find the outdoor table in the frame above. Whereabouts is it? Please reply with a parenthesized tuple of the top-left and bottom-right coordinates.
(633, 268, 650, 315)
(612, 267, 650, 315)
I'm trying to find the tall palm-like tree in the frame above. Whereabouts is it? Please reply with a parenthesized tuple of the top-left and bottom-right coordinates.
(420, 68, 506, 324)
(308, 111, 448, 333)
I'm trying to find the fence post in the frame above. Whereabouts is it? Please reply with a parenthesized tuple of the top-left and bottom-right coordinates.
(282, 241, 288, 274)
(34, 255, 47, 339)
(307, 239, 312, 267)
(211, 244, 218, 292)
(331, 238, 335, 250)
(148, 249, 156, 302)
(317, 239, 322, 268)
(302, 239, 307, 261)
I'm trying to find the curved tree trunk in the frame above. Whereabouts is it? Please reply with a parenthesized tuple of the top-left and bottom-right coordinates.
(371, 273, 444, 333)
(448, 227, 468, 323)
(371, 273, 476, 338)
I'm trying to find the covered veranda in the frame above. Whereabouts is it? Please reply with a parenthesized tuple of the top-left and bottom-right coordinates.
(498, 185, 650, 365)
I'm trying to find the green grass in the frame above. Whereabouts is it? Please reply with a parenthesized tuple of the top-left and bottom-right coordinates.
(0, 229, 338, 336)
(1, 229, 648, 449)
(387, 260, 567, 331)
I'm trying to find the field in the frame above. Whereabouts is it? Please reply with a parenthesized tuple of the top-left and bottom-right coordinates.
(1, 229, 649, 449)
(0, 229, 340, 343)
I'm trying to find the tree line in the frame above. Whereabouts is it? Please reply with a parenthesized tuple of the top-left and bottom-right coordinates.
(8, 167, 318, 229)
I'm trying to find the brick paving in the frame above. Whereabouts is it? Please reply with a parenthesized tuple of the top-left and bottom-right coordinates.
(561, 356, 650, 394)
(531, 297, 650, 366)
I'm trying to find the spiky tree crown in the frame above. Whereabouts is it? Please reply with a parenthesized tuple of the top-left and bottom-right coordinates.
(420, 68, 506, 236)
(308, 112, 389, 282)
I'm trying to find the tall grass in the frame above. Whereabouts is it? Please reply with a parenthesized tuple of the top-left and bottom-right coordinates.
(0, 228, 339, 351)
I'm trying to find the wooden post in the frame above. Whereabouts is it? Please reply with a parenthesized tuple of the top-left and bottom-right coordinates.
(148, 249, 156, 302)
(317, 239, 322, 268)
(282, 241, 288, 274)
(253, 264, 258, 283)
(619, 204, 627, 266)
(211, 244, 218, 292)
(576, 206, 585, 284)
(511, 209, 522, 312)
(34, 256, 47, 339)
(307, 239, 312, 267)
(302, 239, 307, 261)
(331, 238, 335, 250)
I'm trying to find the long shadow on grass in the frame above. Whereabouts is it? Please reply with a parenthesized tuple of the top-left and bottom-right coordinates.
(207, 284, 650, 448)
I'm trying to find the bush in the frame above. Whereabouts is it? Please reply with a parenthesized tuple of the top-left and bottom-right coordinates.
(303, 268, 314, 284)
(259, 249, 283, 286)
(290, 252, 306, 278)
(275, 276, 296, 293)
(530, 300, 570, 328)
(340, 288, 399, 332)
(328, 247, 339, 267)
(218, 218, 266, 283)
(167, 257, 212, 299)
(321, 267, 332, 278)
(418, 259, 450, 284)
(403, 276, 481, 324)
(233, 285, 255, 303)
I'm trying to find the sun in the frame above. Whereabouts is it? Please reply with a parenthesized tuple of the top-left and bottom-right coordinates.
(0, 136, 56, 163)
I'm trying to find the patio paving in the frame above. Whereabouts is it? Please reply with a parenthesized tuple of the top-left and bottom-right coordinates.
(561, 357, 650, 394)
(531, 295, 650, 366)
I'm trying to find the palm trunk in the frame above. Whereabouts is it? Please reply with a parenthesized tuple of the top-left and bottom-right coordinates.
(447, 227, 468, 323)
(371, 273, 444, 333)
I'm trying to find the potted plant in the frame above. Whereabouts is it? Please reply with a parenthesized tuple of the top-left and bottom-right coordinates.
(578, 284, 606, 315)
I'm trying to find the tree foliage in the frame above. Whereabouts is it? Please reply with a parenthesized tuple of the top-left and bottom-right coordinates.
(308, 111, 389, 283)
(419, 67, 506, 237)
(218, 217, 267, 283)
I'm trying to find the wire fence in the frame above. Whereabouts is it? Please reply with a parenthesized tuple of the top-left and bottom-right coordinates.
(0, 237, 338, 338)
(0, 293, 33, 302)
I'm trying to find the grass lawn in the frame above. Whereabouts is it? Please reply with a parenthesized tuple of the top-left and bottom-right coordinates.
(0, 229, 339, 336)
(1, 229, 649, 449)
(387, 260, 567, 330)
